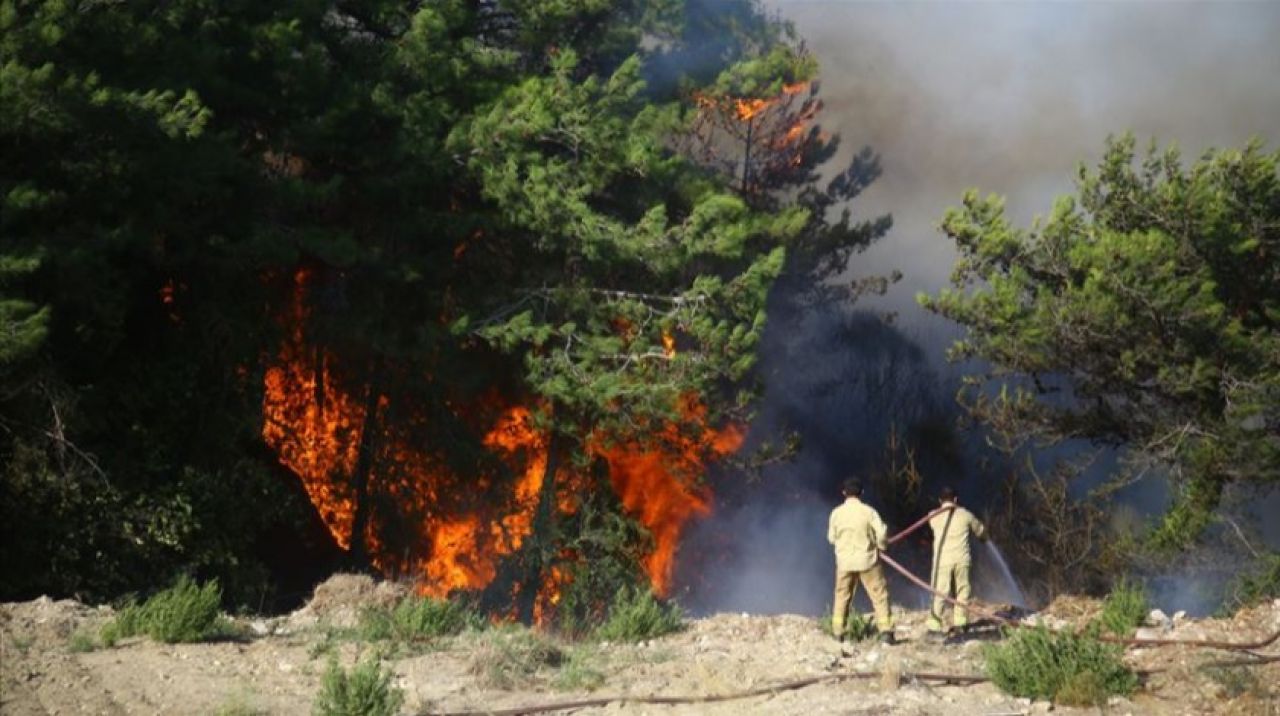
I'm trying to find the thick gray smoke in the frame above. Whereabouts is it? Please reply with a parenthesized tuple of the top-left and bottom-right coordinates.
(791, 0, 1280, 329)
(678, 1, 1280, 616)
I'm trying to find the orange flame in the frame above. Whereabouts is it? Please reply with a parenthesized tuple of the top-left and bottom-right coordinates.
(261, 269, 364, 549)
(262, 271, 742, 617)
(689, 80, 818, 190)
(734, 97, 771, 121)
(729, 81, 810, 121)
(592, 397, 743, 595)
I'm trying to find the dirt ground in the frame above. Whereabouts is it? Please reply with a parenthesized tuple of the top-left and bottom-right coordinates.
(2, 575, 1276, 716)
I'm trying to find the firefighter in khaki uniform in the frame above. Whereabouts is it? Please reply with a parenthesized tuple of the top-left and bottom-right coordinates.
(828, 479, 894, 644)
(926, 486, 987, 634)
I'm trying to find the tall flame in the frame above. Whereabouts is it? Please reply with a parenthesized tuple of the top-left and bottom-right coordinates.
(596, 401, 743, 594)
(261, 269, 364, 549)
(262, 270, 741, 615)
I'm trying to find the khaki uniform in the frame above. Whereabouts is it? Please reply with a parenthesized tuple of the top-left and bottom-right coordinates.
(926, 502, 986, 631)
(828, 497, 892, 632)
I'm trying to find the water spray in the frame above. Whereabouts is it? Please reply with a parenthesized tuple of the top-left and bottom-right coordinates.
(983, 540, 1026, 607)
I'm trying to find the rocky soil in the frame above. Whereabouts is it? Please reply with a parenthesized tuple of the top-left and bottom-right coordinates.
(2, 575, 1276, 715)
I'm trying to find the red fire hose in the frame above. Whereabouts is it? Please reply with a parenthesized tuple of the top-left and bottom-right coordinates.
(886, 504, 953, 546)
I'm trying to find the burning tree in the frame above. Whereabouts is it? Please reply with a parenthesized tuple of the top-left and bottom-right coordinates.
(248, 1, 818, 622)
(1, 0, 895, 618)
(680, 43, 894, 305)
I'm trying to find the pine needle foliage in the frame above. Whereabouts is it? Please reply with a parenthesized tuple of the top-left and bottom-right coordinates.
(923, 137, 1280, 551)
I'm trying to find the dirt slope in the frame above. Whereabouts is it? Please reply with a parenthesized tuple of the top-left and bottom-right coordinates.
(2, 575, 1276, 715)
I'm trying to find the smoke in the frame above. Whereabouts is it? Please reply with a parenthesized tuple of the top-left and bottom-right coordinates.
(786, 0, 1280, 329)
(679, 1, 1280, 615)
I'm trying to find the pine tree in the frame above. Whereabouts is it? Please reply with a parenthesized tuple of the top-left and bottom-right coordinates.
(921, 136, 1280, 550)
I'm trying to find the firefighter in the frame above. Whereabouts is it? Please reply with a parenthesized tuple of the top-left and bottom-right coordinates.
(926, 486, 987, 634)
(828, 479, 894, 644)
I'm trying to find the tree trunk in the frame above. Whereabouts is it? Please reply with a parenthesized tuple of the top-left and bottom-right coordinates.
(516, 427, 562, 623)
(346, 373, 384, 570)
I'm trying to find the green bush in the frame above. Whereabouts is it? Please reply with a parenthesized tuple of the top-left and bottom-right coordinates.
(467, 628, 564, 690)
(100, 576, 230, 645)
(594, 587, 683, 642)
(313, 657, 404, 716)
(1098, 578, 1149, 636)
(818, 609, 877, 642)
(984, 626, 1138, 706)
(359, 596, 482, 642)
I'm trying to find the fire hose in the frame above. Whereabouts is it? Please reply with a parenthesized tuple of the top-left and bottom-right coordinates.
(886, 504, 953, 546)
(422, 670, 990, 716)
(879, 516, 1280, 651)
(420, 653, 1280, 716)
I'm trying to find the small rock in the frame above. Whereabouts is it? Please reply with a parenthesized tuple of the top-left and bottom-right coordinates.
(1146, 609, 1171, 629)
(249, 619, 271, 636)
(1172, 610, 1188, 623)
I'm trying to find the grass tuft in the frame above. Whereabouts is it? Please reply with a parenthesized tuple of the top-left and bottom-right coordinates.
(1097, 577, 1149, 636)
(358, 595, 481, 643)
(9, 634, 34, 655)
(312, 656, 404, 716)
(67, 629, 99, 653)
(818, 609, 878, 642)
(1202, 664, 1264, 700)
(984, 626, 1138, 706)
(594, 587, 683, 642)
(213, 691, 269, 716)
(467, 627, 564, 690)
(551, 645, 607, 691)
(100, 576, 232, 645)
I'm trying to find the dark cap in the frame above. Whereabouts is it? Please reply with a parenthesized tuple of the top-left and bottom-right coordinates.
(938, 486, 958, 502)
(842, 479, 864, 497)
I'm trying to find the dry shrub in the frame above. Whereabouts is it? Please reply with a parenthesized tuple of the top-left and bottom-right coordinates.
(467, 628, 564, 690)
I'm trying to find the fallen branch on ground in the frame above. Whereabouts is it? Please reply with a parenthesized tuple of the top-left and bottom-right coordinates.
(420, 669, 988, 716)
